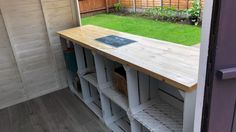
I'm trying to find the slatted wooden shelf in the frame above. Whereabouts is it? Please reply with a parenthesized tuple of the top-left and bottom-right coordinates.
(66, 71, 84, 100)
(77, 67, 95, 77)
(87, 99, 103, 119)
(82, 73, 99, 89)
(109, 116, 131, 132)
(133, 98, 183, 132)
(101, 87, 129, 111)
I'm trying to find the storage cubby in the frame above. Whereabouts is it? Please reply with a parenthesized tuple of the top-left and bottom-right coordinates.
(93, 53, 131, 132)
(109, 112, 131, 132)
(85, 84, 103, 119)
(60, 39, 80, 98)
(125, 67, 185, 132)
(72, 44, 104, 120)
(101, 65, 129, 112)
(132, 98, 183, 132)
(93, 53, 128, 111)
(73, 44, 95, 98)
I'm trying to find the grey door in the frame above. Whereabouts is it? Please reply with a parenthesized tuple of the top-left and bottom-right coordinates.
(202, 0, 236, 131)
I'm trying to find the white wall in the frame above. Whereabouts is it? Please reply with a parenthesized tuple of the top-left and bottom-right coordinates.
(0, 10, 26, 108)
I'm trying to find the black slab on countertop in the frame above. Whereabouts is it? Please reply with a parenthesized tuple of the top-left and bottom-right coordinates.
(96, 35, 136, 48)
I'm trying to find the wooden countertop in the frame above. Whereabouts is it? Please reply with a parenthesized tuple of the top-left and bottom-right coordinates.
(58, 25, 200, 92)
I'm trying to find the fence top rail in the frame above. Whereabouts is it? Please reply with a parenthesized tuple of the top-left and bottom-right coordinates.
(58, 25, 200, 92)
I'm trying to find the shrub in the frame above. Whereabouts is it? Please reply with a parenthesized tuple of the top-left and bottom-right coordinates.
(144, 7, 187, 22)
(114, 3, 122, 12)
(187, 1, 201, 18)
(186, 0, 201, 25)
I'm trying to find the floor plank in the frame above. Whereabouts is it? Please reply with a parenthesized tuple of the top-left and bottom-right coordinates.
(54, 89, 94, 125)
(0, 88, 110, 132)
(27, 98, 58, 132)
(0, 108, 12, 132)
(8, 103, 34, 132)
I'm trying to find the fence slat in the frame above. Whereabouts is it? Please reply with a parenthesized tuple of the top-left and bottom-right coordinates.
(119, 0, 204, 10)
(79, 0, 116, 14)
(79, 0, 204, 15)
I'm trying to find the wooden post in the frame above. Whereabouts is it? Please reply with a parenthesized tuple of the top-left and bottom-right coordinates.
(161, 0, 164, 8)
(183, 90, 197, 132)
(132, 0, 136, 12)
(124, 66, 142, 132)
(106, 0, 109, 13)
(75, 0, 82, 26)
(187, 0, 189, 9)
(178, 0, 180, 10)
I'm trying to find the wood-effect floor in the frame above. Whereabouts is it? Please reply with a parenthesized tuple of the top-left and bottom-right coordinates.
(0, 88, 110, 132)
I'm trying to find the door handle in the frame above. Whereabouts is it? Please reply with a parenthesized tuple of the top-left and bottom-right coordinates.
(217, 67, 236, 80)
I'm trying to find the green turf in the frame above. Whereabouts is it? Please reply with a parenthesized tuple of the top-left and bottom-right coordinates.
(82, 14, 201, 46)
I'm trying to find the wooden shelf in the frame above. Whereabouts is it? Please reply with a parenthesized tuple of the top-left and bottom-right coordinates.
(82, 72, 99, 88)
(87, 99, 103, 119)
(109, 116, 131, 132)
(72, 84, 102, 119)
(78, 67, 95, 76)
(101, 87, 129, 111)
(133, 98, 183, 132)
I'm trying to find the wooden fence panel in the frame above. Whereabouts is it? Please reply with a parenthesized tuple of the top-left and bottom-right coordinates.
(136, 0, 161, 8)
(162, 0, 190, 10)
(79, 0, 117, 13)
(120, 0, 204, 10)
(120, 0, 133, 8)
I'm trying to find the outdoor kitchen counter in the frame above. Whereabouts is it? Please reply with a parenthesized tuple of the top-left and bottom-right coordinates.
(58, 25, 200, 92)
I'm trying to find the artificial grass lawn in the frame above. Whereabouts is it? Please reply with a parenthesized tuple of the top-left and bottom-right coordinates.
(82, 14, 201, 46)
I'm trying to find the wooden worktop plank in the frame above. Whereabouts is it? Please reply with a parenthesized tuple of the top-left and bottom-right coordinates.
(58, 25, 200, 92)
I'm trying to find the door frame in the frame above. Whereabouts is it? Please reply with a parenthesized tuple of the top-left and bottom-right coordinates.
(73, 0, 82, 26)
(193, 0, 214, 131)
(200, 0, 236, 130)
